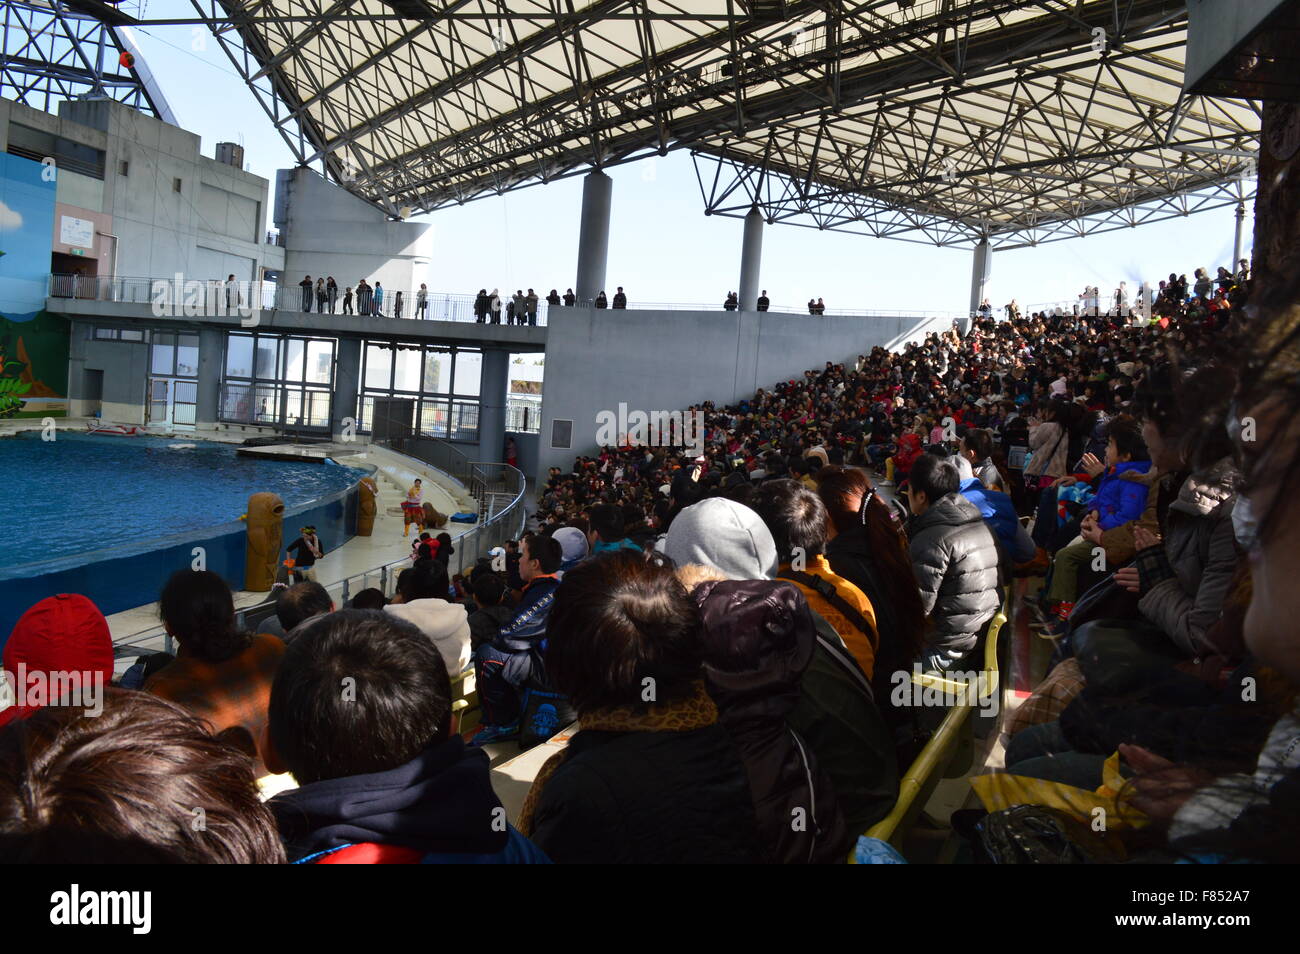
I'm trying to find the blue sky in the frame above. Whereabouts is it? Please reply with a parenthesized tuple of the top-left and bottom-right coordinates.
(125, 5, 1255, 316)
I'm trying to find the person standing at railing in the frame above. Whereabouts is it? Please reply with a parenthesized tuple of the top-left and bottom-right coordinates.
(343, 286, 354, 315)
(299, 275, 313, 312)
(474, 288, 488, 322)
(416, 283, 428, 319)
(326, 277, 338, 314)
(315, 278, 327, 314)
(546, 289, 561, 308)
(526, 288, 539, 324)
(723, 291, 737, 311)
(373, 282, 385, 317)
(757, 290, 770, 312)
(356, 279, 372, 316)
(807, 298, 816, 314)
(595, 290, 608, 309)
(563, 288, 575, 307)
(394, 290, 404, 320)
(225, 274, 239, 312)
(611, 287, 627, 309)
(490, 288, 503, 324)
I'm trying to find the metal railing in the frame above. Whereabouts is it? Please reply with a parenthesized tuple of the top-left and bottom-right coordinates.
(48, 274, 966, 325)
(110, 453, 527, 656)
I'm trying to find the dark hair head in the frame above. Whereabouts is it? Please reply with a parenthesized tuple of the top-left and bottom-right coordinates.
(1106, 414, 1149, 462)
(159, 570, 251, 663)
(276, 581, 332, 632)
(0, 689, 284, 863)
(588, 503, 626, 542)
(545, 552, 703, 713)
(349, 587, 387, 611)
(910, 453, 961, 501)
(1133, 362, 1237, 467)
(961, 427, 994, 461)
(522, 533, 563, 574)
(471, 572, 506, 605)
(750, 478, 830, 560)
(268, 610, 451, 785)
(396, 559, 450, 602)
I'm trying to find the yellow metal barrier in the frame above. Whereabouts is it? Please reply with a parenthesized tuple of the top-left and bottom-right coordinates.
(852, 587, 1011, 860)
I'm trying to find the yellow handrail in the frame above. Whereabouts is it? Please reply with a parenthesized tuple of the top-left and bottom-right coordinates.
(852, 587, 1011, 860)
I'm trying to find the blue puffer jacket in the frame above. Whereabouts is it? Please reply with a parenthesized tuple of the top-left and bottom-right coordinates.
(1091, 460, 1153, 530)
(959, 477, 1022, 557)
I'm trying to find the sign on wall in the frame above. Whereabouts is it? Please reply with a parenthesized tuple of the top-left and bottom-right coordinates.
(59, 214, 95, 249)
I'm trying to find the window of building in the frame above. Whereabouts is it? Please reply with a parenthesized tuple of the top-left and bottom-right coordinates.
(119, 160, 129, 176)
(173, 177, 183, 193)
(359, 342, 483, 442)
(220, 332, 336, 430)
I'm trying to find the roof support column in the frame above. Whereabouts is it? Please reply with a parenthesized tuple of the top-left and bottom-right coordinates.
(330, 337, 361, 441)
(968, 238, 992, 332)
(575, 170, 613, 305)
(1233, 200, 1247, 270)
(738, 206, 764, 312)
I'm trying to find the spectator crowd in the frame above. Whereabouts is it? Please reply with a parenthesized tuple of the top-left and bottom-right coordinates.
(4, 259, 1298, 866)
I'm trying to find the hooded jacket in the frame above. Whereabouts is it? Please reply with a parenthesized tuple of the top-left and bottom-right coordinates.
(385, 599, 471, 675)
(693, 579, 850, 863)
(908, 492, 1003, 658)
(663, 498, 897, 833)
(1135, 457, 1241, 657)
(0, 594, 114, 728)
(1091, 459, 1153, 530)
(271, 736, 550, 864)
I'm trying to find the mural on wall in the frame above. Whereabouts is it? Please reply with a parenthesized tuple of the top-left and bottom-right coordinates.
(0, 153, 67, 418)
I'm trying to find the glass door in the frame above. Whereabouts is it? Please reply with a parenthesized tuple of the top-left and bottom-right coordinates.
(147, 378, 171, 426)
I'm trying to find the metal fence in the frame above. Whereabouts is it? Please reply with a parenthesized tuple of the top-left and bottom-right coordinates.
(49, 274, 966, 324)
(109, 449, 528, 656)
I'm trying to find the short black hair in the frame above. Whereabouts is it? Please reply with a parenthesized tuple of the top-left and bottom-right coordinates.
(268, 610, 451, 785)
(961, 427, 994, 461)
(349, 587, 387, 611)
(587, 503, 625, 542)
(545, 552, 702, 713)
(522, 533, 563, 574)
(471, 572, 506, 605)
(276, 581, 332, 632)
(910, 453, 961, 501)
(395, 559, 449, 602)
(1106, 414, 1149, 461)
(750, 478, 830, 560)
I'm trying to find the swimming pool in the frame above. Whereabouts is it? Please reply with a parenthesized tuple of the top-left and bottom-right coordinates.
(2, 432, 367, 572)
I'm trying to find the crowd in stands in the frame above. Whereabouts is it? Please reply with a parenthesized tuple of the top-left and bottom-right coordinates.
(5, 259, 1299, 864)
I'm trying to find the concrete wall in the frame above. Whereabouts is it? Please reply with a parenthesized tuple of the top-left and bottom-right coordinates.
(274, 167, 432, 296)
(535, 307, 952, 480)
(1, 98, 279, 283)
(68, 320, 151, 423)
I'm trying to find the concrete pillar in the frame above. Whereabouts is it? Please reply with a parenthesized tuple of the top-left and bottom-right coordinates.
(331, 337, 362, 441)
(478, 349, 509, 468)
(575, 170, 613, 305)
(967, 238, 992, 332)
(196, 327, 224, 428)
(1233, 201, 1247, 270)
(738, 207, 765, 312)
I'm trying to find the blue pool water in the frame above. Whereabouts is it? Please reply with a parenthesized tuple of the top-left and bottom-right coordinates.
(2, 433, 367, 572)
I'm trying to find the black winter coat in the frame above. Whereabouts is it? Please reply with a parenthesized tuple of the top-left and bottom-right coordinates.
(694, 579, 851, 863)
(528, 722, 761, 863)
